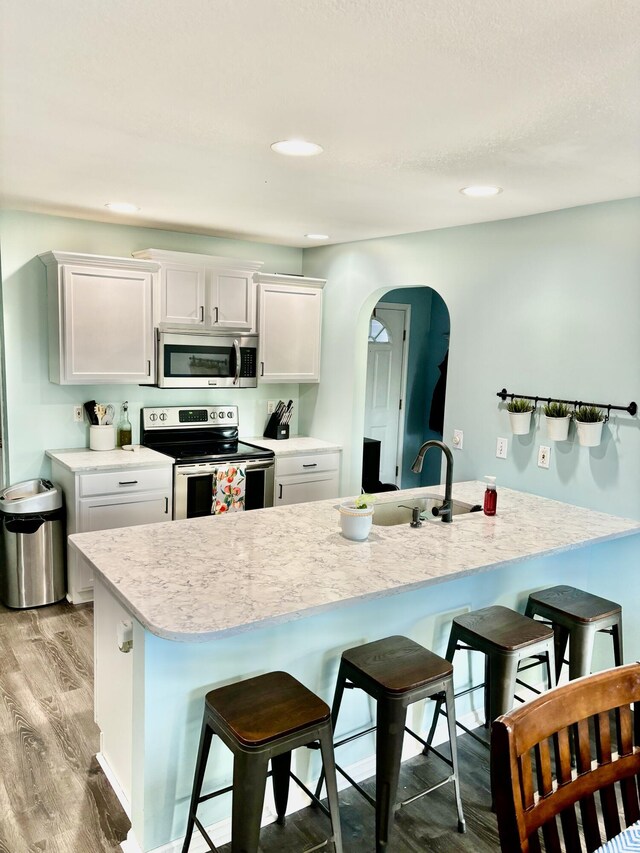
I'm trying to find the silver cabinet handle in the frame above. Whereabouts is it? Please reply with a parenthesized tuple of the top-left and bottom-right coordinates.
(233, 339, 240, 386)
(302, 463, 317, 468)
(118, 480, 138, 486)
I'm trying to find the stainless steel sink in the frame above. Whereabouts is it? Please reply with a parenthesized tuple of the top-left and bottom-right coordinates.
(372, 495, 481, 526)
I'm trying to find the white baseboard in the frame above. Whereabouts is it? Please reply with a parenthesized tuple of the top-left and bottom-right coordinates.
(97, 751, 131, 819)
(117, 704, 485, 853)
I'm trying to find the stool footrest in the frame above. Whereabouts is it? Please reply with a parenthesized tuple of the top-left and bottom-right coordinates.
(400, 773, 455, 808)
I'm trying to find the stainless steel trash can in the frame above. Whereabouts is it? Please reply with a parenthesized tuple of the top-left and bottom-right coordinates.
(0, 479, 66, 608)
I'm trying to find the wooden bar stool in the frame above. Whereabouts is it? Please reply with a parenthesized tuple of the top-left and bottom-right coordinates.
(314, 635, 465, 853)
(424, 605, 556, 753)
(525, 584, 623, 680)
(182, 670, 343, 853)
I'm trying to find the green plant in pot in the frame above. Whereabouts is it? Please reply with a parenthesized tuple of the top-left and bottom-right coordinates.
(543, 401, 572, 442)
(338, 493, 376, 541)
(506, 398, 534, 435)
(574, 405, 605, 447)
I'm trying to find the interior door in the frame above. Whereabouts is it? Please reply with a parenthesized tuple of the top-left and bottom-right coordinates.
(364, 305, 407, 486)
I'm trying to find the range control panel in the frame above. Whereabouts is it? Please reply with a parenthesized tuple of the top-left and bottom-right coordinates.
(142, 406, 239, 429)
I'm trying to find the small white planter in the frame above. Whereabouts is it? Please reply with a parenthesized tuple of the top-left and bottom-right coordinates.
(508, 410, 533, 435)
(575, 419, 604, 447)
(545, 415, 571, 442)
(338, 502, 374, 541)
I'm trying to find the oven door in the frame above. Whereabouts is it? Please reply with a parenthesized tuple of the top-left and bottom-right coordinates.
(173, 459, 274, 520)
(157, 331, 258, 388)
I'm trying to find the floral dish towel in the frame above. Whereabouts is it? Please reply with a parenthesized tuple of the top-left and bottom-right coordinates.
(212, 465, 245, 514)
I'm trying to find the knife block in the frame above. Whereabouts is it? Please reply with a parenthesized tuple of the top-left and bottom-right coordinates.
(263, 416, 289, 440)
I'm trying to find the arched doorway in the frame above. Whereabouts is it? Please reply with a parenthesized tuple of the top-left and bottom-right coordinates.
(362, 286, 450, 490)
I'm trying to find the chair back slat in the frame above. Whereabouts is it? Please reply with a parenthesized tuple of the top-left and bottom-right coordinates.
(491, 663, 640, 853)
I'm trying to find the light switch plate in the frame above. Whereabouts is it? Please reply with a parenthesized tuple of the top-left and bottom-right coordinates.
(496, 437, 508, 459)
(453, 429, 463, 450)
(73, 404, 83, 423)
(538, 445, 551, 469)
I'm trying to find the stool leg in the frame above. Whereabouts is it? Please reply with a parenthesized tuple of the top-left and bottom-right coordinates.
(271, 750, 291, 826)
(423, 628, 458, 756)
(553, 624, 570, 682)
(314, 662, 348, 800)
(231, 751, 269, 853)
(375, 696, 407, 851)
(318, 726, 344, 853)
(489, 653, 518, 720)
(568, 624, 596, 680)
(483, 655, 491, 728)
(612, 617, 624, 667)
(182, 717, 213, 853)
(443, 679, 465, 833)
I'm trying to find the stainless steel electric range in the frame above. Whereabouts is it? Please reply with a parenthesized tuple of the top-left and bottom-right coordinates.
(141, 406, 275, 519)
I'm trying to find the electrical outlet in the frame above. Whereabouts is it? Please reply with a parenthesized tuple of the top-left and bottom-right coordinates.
(266, 400, 275, 414)
(496, 437, 508, 459)
(452, 429, 463, 450)
(73, 405, 83, 423)
(538, 445, 551, 469)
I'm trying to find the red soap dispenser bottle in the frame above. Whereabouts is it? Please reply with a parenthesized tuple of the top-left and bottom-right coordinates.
(483, 476, 497, 516)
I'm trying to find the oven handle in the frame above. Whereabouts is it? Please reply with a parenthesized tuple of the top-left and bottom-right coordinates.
(233, 339, 240, 385)
(175, 459, 274, 476)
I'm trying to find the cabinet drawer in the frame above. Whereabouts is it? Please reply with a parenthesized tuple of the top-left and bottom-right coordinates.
(78, 467, 172, 497)
(276, 452, 340, 478)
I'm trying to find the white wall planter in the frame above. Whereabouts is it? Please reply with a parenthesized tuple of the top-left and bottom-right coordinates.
(575, 420, 604, 447)
(338, 502, 374, 541)
(545, 415, 571, 442)
(508, 410, 533, 435)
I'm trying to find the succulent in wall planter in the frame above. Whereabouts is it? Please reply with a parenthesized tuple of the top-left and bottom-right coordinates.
(543, 401, 572, 442)
(507, 398, 534, 435)
(338, 493, 376, 541)
(574, 406, 605, 447)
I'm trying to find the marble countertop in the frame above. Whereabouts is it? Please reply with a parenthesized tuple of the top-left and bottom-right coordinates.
(47, 446, 174, 472)
(243, 436, 342, 456)
(69, 482, 640, 643)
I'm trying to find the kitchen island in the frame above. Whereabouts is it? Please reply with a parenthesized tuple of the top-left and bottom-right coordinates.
(70, 482, 640, 853)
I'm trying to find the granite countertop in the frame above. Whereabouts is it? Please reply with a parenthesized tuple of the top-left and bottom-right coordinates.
(243, 436, 342, 456)
(47, 446, 174, 472)
(69, 481, 640, 643)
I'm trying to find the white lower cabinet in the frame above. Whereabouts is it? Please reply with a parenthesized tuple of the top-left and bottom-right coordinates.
(51, 462, 172, 604)
(274, 451, 340, 506)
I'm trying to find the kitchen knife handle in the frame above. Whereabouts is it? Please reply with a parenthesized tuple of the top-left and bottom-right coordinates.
(118, 480, 138, 486)
(278, 484, 283, 500)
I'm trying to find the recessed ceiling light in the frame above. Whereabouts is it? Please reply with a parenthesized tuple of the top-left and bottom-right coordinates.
(271, 139, 323, 157)
(459, 185, 503, 197)
(104, 202, 141, 213)
(305, 233, 329, 240)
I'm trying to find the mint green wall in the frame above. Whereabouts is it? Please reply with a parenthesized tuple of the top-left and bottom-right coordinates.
(301, 199, 640, 519)
(0, 211, 303, 484)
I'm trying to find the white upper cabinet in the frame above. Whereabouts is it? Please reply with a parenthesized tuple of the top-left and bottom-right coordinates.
(40, 251, 158, 385)
(256, 273, 325, 383)
(133, 249, 263, 332)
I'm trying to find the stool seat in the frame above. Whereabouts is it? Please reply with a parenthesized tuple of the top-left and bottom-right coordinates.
(527, 585, 621, 623)
(206, 671, 329, 746)
(342, 635, 453, 694)
(454, 605, 553, 650)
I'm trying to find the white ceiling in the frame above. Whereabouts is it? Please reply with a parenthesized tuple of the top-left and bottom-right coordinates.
(1, 0, 639, 247)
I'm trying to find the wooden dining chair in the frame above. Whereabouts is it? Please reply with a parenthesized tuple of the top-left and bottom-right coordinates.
(491, 662, 640, 852)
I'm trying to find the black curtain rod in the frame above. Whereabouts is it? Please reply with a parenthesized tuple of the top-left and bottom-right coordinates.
(496, 389, 637, 417)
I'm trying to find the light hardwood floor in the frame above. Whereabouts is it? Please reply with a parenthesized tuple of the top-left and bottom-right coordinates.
(0, 599, 501, 852)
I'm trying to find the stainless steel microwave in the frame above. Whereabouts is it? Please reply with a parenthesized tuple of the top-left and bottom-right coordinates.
(156, 330, 258, 388)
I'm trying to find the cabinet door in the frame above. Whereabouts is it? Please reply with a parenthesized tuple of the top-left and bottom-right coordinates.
(209, 270, 255, 331)
(79, 490, 171, 532)
(161, 263, 206, 326)
(62, 264, 154, 383)
(258, 283, 322, 383)
(275, 471, 339, 506)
